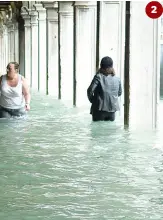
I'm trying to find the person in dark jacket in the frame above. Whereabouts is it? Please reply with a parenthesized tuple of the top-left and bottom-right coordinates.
(87, 56, 122, 121)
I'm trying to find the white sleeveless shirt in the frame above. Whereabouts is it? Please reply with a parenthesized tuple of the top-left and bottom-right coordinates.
(0, 74, 25, 109)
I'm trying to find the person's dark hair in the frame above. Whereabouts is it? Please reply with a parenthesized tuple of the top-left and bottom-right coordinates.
(98, 56, 115, 76)
(6, 62, 19, 72)
(100, 56, 113, 68)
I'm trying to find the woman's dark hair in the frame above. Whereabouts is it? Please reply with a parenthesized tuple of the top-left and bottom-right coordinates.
(100, 56, 113, 68)
(6, 62, 19, 72)
(98, 56, 115, 76)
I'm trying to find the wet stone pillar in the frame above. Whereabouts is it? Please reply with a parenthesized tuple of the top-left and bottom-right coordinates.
(99, 1, 125, 116)
(29, 8, 39, 90)
(34, 3, 47, 93)
(74, 1, 97, 107)
(3, 26, 9, 69)
(14, 22, 19, 62)
(58, 1, 73, 103)
(21, 7, 32, 85)
(43, 1, 59, 96)
(0, 31, 3, 75)
(129, 2, 160, 128)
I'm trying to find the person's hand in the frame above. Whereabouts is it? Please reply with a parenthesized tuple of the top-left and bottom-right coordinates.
(25, 103, 30, 111)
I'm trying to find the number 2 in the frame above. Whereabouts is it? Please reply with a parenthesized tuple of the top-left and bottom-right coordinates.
(151, 6, 157, 13)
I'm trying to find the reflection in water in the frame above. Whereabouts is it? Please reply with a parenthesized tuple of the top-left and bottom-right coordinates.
(0, 92, 163, 219)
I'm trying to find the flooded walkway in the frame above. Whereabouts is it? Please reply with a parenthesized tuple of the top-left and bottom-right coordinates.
(0, 92, 163, 220)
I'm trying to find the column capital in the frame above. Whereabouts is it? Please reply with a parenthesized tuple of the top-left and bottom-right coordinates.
(6, 5, 13, 22)
(42, 1, 58, 9)
(21, 6, 29, 16)
(22, 15, 31, 27)
(34, 3, 46, 21)
(14, 22, 19, 30)
(73, 1, 97, 7)
(0, 26, 3, 36)
(0, 11, 4, 26)
(29, 9, 38, 26)
(1, 10, 10, 25)
(42, 1, 58, 21)
(3, 25, 8, 35)
(6, 20, 14, 31)
(34, 3, 45, 12)
(58, 2, 73, 16)
(21, 6, 31, 27)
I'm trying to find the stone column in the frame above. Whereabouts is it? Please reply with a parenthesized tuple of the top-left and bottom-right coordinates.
(74, 1, 97, 106)
(29, 8, 39, 90)
(34, 3, 47, 93)
(160, 16, 163, 97)
(1, 26, 6, 74)
(129, 2, 160, 128)
(99, 1, 125, 115)
(14, 23, 19, 62)
(0, 31, 2, 75)
(7, 22, 11, 62)
(21, 7, 31, 85)
(18, 17, 25, 76)
(8, 22, 15, 62)
(58, 1, 73, 103)
(99, 1, 125, 78)
(3, 26, 8, 69)
(42, 1, 59, 96)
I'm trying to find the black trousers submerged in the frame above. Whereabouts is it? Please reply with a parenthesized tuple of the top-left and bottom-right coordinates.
(92, 110, 115, 122)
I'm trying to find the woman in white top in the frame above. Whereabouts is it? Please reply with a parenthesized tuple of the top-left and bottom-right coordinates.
(0, 62, 31, 118)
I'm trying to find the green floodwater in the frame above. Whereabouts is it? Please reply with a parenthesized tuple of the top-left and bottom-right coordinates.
(1, 92, 163, 220)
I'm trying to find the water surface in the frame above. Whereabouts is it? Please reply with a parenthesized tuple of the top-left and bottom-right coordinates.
(0, 93, 163, 220)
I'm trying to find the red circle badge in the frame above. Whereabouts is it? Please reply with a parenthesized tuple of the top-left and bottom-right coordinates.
(145, 1, 163, 19)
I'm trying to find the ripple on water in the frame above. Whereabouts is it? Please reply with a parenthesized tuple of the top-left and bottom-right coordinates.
(1, 93, 163, 220)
